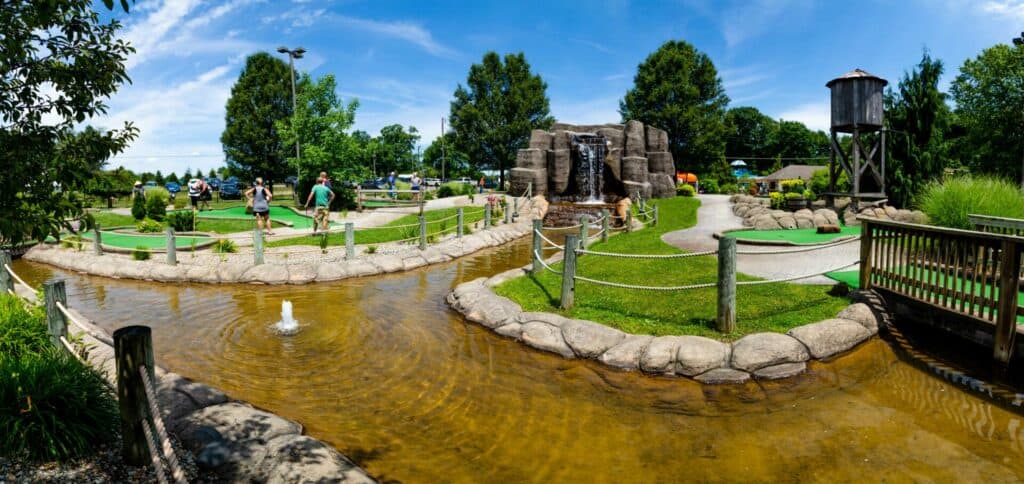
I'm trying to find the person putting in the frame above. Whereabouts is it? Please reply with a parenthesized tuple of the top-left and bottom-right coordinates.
(246, 177, 274, 235)
(304, 176, 335, 234)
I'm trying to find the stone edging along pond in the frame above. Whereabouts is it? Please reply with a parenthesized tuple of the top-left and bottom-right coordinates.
(448, 267, 884, 384)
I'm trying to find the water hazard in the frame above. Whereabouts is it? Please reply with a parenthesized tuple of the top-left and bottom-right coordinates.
(12, 241, 1024, 482)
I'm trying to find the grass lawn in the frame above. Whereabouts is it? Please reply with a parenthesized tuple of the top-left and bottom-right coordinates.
(726, 225, 860, 244)
(76, 230, 213, 249)
(194, 205, 329, 230)
(267, 206, 488, 247)
(493, 196, 850, 340)
(88, 211, 285, 234)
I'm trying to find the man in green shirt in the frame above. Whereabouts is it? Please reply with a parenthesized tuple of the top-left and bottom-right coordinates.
(304, 177, 335, 233)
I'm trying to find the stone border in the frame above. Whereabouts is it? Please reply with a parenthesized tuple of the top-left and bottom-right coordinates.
(71, 226, 220, 253)
(24, 198, 549, 285)
(448, 268, 885, 384)
(712, 227, 860, 247)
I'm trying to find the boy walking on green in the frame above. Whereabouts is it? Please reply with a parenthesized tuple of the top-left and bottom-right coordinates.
(304, 177, 335, 233)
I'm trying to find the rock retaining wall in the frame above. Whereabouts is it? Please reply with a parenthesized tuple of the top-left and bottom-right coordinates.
(448, 268, 885, 384)
(729, 195, 927, 230)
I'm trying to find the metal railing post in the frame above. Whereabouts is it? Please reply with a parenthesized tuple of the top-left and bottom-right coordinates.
(532, 219, 542, 273)
(345, 222, 355, 259)
(94, 221, 103, 256)
(114, 325, 155, 466)
(601, 209, 610, 242)
(457, 208, 464, 238)
(0, 251, 12, 293)
(485, 204, 492, 229)
(579, 215, 589, 250)
(560, 234, 578, 309)
(717, 236, 737, 333)
(43, 280, 67, 350)
(419, 215, 427, 250)
(253, 228, 264, 266)
(165, 227, 176, 265)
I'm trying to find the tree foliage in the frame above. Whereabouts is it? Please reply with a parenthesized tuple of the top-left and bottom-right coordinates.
(620, 40, 729, 176)
(276, 73, 361, 185)
(423, 133, 471, 179)
(221, 52, 293, 185)
(885, 51, 951, 208)
(449, 52, 553, 186)
(0, 0, 137, 246)
(950, 43, 1024, 186)
(377, 124, 420, 174)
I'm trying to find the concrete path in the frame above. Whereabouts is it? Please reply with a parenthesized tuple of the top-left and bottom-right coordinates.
(661, 194, 859, 285)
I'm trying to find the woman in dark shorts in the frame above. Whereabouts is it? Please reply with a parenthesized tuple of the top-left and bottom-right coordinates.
(245, 177, 274, 235)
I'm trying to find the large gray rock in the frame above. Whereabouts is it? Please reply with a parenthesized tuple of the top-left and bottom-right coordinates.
(787, 318, 872, 359)
(646, 151, 675, 174)
(521, 322, 575, 358)
(560, 319, 626, 359)
(621, 156, 649, 183)
(529, 129, 553, 150)
(604, 148, 622, 182)
(547, 149, 571, 194)
(640, 336, 686, 374)
(596, 127, 625, 151)
(752, 362, 807, 380)
(675, 336, 730, 376)
(753, 214, 782, 231)
(494, 322, 523, 339)
(776, 214, 797, 229)
(552, 130, 572, 151)
(510, 167, 547, 197)
(598, 335, 653, 371)
(239, 264, 289, 284)
(795, 215, 815, 229)
(730, 332, 810, 371)
(622, 181, 652, 200)
(179, 402, 302, 453)
(645, 126, 669, 152)
(157, 373, 228, 433)
(516, 311, 570, 328)
(837, 303, 879, 333)
(516, 148, 547, 170)
(464, 294, 521, 329)
(649, 173, 676, 199)
(694, 368, 751, 384)
(261, 435, 372, 484)
(624, 120, 646, 157)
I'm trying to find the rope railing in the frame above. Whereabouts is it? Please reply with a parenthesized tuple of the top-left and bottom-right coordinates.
(533, 250, 563, 275)
(4, 263, 32, 290)
(139, 365, 187, 484)
(55, 301, 92, 334)
(735, 236, 861, 255)
(574, 275, 717, 291)
(140, 420, 168, 484)
(735, 260, 860, 286)
(576, 248, 718, 259)
(534, 229, 565, 250)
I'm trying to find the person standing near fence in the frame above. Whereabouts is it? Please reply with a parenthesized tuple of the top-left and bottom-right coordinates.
(304, 177, 335, 234)
(132, 181, 146, 201)
(478, 176, 485, 194)
(246, 177, 274, 235)
(387, 171, 397, 199)
(411, 172, 422, 202)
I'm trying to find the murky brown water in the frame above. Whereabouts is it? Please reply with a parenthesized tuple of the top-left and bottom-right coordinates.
(12, 241, 1024, 482)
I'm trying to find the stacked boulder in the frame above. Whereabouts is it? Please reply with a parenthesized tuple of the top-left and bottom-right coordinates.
(510, 121, 677, 199)
(730, 194, 928, 229)
(843, 205, 928, 226)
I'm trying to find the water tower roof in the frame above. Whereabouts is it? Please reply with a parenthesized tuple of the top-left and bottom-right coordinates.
(826, 69, 888, 88)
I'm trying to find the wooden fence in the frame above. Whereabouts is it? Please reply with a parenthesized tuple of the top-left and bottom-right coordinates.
(859, 217, 1024, 363)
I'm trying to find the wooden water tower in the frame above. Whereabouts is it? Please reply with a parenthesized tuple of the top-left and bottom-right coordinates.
(825, 69, 888, 210)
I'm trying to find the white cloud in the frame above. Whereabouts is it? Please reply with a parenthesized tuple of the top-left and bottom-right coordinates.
(122, 0, 203, 68)
(122, 0, 260, 69)
(569, 38, 615, 54)
(980, 0, 1024, 20)
(719, 0, 812, 47)
(775, 101, 830, 131)
(332, 15, 458, 58)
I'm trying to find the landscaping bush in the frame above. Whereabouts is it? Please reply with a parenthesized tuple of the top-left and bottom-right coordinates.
(700, 179, 720, 194)
(919, 175, 1024, 229)
(780, 179, 806, 194)
(810, 168, 850, 195)
(213, 238, 237, 253)
(365, 245, 377, 254)
(131, 246, 150, 260)
(0, 294, 48, 360)
(720, 183, 738, 194)
(135, 218, 162, 233)
(172, 197, 187, 210)
(784, 192, 804, 201)
(145, 190, 168, 221)
(803, 189, 816, 201)
(677, 184, 695, 197)
(165, 211, 195, 232)
(0, 349, 119, 461)
(130, 194, 146, 220)
(770, 191, 785, 209)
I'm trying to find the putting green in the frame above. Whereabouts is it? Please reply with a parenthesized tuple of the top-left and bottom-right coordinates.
(193, 206, 335, 229)
(727, 225, 861, 244)
(78, 230, 213, 249)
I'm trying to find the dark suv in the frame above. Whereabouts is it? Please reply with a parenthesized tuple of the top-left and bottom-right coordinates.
(219, 181, 242, 200)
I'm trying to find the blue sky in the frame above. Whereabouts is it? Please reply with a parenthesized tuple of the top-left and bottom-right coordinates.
(96, 0, 1024, 175)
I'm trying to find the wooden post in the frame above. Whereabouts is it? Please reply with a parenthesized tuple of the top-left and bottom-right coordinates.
(513, 197, 519, 218)
(253, 228, 264, 266)
(625, 210, 633, 233)
(356, 187, 363, 212)
(859, 219, 873, 290)
(504, 197, 511, 224)
(560, 234, 578, 309)
(457, 208, 464, 238)
(0, 251, 12, 293)
(419, 215, 427, 250)
(716, 237, 736, 333)
(114, 325, 156, 466)
(653, 205, 659, 227)
(93, 221, 103, 255)
(165, 227, 176, 266)
(43, 280, 67, 350)
(993, 240, 1021, 364)
(579, 215, 589, 250)
(601, 210, 610, 243)
(532, 219, 543, 273)
(345, 222, 355, 259)
(485, 204, 492, 229)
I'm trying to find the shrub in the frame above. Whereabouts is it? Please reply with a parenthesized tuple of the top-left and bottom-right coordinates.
(803, 189, 816, 201)
(145, 190, 168, 221)
(165, 211, 194, 232)
(135, 218, 162, 233)
(172, 197, 187, 210)
(438, 182, 474, 199)
(0, 349, 119, 461)
(810, 168, 850, 195)
(720, 183, 738, 194)
(213, 239, 237, 253)
(919, 175, 1024, 229)
(701, 179, 720, 194)
(769, 191, 785, 209)
(677, 184, 695, 197)
(780, 179, 805, 194)
(131, 194, 147, 220)
(0, 294, 49, 360)
(131, 246, 150, 260)
(784, 192, 805, 201)
(365, 245, 377, 254)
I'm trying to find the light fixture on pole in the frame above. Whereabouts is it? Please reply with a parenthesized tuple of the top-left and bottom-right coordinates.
(277, 46, 305, 191)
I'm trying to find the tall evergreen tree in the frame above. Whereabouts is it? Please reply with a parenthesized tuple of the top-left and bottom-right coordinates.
(449, 52, 553, 187)
(620, 40, 729, 177)
(221, 52, 293, 185)
(725, 107, 777, 172)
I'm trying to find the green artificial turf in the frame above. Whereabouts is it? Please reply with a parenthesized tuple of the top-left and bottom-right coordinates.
(195, 205, 330, 229)
(89, 210, 284, 234)
(726, 225, 861, 244)
(76, 230, 213, 249)
(493, 196, 850, 340)
(266, 206, 488, 247)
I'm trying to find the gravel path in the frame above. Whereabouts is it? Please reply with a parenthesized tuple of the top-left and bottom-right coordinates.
(661, 194, 859, 285)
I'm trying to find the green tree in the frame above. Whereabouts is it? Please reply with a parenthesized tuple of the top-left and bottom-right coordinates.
(423, 133, 471, 179)
(620, 40, 729, 177)
(166, 172, 179, 184)
(154, 170, 165, 185)
(0, 0, 137, 246)
(725, 107, 778, 172)
(769, 120, 823, 160)
(449, 52, 553, 187)
(951, 43, 1024, 186)
(85, 166, 135, 209)
(221, 52, 293, 186)
(182, 168, 193, 182)
(377, 124, 420, 174)
(885, 51, 951, 207)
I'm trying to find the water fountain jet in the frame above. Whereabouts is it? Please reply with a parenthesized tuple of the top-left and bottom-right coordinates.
(273, 300, 299, 335)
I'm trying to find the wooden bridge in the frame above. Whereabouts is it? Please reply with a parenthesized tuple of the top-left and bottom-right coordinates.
(858, 215, 1024, 365)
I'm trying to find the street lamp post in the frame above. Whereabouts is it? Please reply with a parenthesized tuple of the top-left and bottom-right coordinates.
(277, 46, 305, 195)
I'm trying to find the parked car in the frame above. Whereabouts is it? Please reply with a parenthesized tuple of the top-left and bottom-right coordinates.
(284, 175, 298, 186)
(205, 178, 221, 191)
(424, 177, 441, 187)
(359, 179, 383, 190)
(219, 182, 242, 200)
(456, 177, 473, 185)
(164, 181, 181, 194)
(144, 181, 157, 189)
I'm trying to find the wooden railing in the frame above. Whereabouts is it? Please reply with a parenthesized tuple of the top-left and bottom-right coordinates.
(859, 217, 1024, 363)
(970, 213, 1024, 237)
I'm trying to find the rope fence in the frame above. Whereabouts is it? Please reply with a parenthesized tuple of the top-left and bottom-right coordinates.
(139, 365, 187, 483)
(5, 263, 33, 290)
(533, 250, 563, 275)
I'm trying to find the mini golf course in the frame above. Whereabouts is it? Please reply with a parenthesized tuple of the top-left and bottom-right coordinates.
(192, 206, 336, 229)
(726, 225, 861, 244)
(77, 230, 215, 249)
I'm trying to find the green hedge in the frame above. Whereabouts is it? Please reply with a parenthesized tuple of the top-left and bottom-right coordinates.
(919, 175, 1024, 229)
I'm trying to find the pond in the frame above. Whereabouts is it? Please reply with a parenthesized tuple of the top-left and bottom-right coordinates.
(12, 240, 1024, 482)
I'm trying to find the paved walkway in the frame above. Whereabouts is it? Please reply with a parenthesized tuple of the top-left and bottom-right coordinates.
(661, 194, 859, 285)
